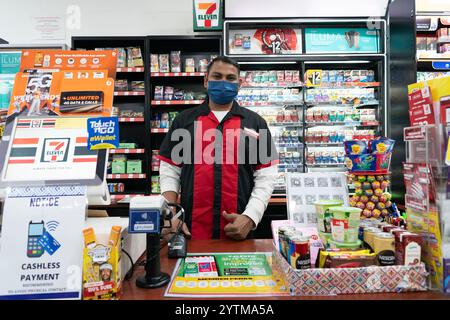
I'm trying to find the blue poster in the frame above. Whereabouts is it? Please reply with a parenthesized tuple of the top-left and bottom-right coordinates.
(0, 51, 21, 74)
(87, 117, 120, 150)
(305, 28, 380, 54)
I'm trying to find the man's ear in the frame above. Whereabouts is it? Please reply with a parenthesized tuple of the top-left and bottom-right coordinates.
(238, 76, 243, 90)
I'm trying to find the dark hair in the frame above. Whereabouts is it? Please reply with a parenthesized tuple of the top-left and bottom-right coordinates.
(207, 55, 240, 74)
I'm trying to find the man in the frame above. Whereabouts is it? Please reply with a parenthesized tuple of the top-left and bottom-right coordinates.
(159, 56, 278, 240)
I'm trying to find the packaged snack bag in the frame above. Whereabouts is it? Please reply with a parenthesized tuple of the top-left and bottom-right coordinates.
(170, 51, 181, 73)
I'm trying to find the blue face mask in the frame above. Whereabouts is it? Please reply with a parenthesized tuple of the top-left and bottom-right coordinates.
(207, 80, 239, 105)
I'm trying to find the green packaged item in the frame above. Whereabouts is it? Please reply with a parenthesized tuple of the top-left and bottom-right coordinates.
(319, 232, 333, 249)
(126, 160, 142, 174)
(315, 200, 344, 233)
(112, 161, 126, 174)
(329, 207, 362, 243)
(119, 143, 137, 149)
(329, 239, 362, 250)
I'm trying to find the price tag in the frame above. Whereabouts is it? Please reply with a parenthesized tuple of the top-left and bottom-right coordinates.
(306, 70, 323, 87)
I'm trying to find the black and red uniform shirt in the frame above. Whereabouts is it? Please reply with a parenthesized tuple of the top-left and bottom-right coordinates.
(158, 100, 278, 240)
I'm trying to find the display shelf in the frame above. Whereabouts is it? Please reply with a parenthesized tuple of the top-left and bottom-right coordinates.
(151, 72, 206, 77)
(151, 100, 204, 105)
(305, 143, 344, 147)
(118, 117, 145, 123)
(109, 148, 145, 154)
(305, 121, 379, 127)
(306, 82, 381, 89)
(151, 128, 169, 133)
(268, 122, 303, 127)
(306, 163, 345, 167)
(276, 143, 303, 148)
(114, 91, 145, 96)
(107, 174, 147, 179)
(305, 101, 380, 107)
(116, 67, 145, 73)
(437, 36, 450, 44)
(241, 82, 303, 88)
(240, 101, 303, 107)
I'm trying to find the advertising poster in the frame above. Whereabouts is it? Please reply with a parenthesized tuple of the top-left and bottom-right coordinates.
(0, 51, 22, 135)
(7, 69, 114, 118)
(304, 28, 380, 54)
(87, 116, 120, 150)
(228, 28, 302, 55)
(0, 186, 86, 300)
(19, 49, 118, 79)
(1, 117, 98, 182)
(286, 172, 349, 225)
(407, 82, 435, 126)
(165, 252, 289, 298)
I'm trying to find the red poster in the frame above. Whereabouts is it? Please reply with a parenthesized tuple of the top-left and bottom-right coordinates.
(408, 85, 435, 126)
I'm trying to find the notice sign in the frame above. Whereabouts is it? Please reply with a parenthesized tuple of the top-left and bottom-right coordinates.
(193, 0, 222, 31)
(407, 82, 435, 126)
(0, 186, 86, 300)
(87, 117, 119, 150)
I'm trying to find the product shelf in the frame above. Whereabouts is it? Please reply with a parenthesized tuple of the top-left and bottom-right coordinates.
(306, 82, 381, 89)
(306, 101, 380, 108)
(151, 72, 206, 77)
(305, 121, 379, 127)
(306, 163, 345, 167)
(116, 67, 145, 73)
(241, 82, 303, 88)
(107, 174, 147, 179)
(151, 100, 204, 105)
(109, 148, 145, 154)
(114, 91, 145, 96)
(240, 101, 303, 107)
(268, 122, 303, 127)
(118, 117, 145, 123)
(437, 36, 450, 44)
(305, 143, 344, 147)
(151, 128, 169, 133)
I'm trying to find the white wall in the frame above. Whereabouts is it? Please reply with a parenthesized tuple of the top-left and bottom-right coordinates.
(0, 0, 196, 46)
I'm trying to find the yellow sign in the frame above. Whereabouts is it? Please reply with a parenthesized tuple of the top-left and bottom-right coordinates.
(306, 69, 323, 87)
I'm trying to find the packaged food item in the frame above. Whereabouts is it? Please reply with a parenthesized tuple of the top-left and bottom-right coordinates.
(154, 86, 164, 100)
(83, 228, 97, 249)
(329, 207, 361, 243)
(159, 54, 170, 73)
(151, 176, 160, 194)
(315, 200, 344, 233)
(128, 47, 144, 67)
(108, 226, 122, 247)
(117, 48, 127, 67)
(291, 236, 311, 270)
(185, 58, 195, 72)
(327, 253, 377, 268)
(168, 51, 182, 73)
(373, 232, 395, 266)
(127, 160, 142, 174)
(150, 54, 159, 72)
(292, 71, 300, 84)
(397, 232, 423, 266)
(114, 80, 128, 92)
(277, 70, 285, 83)
(234, 33, 243, 47)
(130, 81, 145, 92)
(370, 138, 395, 154)
(285, 71, 293, 83)
(199, 59, 209, 72)
(242, 36, 251, 49)
(344, 140, 368, 155)
(363, 227, 380, 251)
(318, 249, 370, 268)
(173, 89, 184, 100)
(163, 86, 174, 101)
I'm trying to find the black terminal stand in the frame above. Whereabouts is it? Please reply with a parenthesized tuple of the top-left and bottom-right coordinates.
(136, 234, 170, 289)
(135, 202, 184, 289)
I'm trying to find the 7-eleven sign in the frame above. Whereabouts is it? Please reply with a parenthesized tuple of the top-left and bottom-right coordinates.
(193, 0, 222, 31)
(41, 138, 70, 163)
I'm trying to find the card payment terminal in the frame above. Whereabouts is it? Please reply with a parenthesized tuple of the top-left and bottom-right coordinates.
(27, 221, 45, 258)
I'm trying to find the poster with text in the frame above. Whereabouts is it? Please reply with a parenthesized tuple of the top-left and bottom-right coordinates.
(0, 186, 86, 300)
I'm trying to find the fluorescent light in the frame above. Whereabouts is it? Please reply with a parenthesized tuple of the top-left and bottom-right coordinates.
(305, 61, 372, 64)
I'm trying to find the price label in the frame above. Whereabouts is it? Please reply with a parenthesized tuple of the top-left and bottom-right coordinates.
(306, 70, 323, 87)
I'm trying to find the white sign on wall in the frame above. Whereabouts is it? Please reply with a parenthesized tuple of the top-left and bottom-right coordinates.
(0, 185, 86, 300)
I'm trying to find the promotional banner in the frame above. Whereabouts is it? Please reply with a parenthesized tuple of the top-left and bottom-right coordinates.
(165, 253, 289, 298)
(19, 50, 118, 79)
(0, 51, 22, 74)
(193, 0, 222, 31)
(87, 116, 120, 150)
(304, 28, 380, 54)
(0, 185, 86, 300)
(228, 28, 302, 55)
(407, 82, 435, 126)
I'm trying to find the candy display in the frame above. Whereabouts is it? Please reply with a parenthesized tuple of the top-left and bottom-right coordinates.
(306, 88, 376, 105)
(240, 70, 302, 87)
(344, 138, 394, 173)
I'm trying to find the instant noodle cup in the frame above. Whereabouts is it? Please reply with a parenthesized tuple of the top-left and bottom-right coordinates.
(314, 199, 344, 233)
(344, 140, 368, 155)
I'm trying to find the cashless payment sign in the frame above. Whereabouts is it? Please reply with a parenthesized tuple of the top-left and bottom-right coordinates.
(0, 186, 86, 300)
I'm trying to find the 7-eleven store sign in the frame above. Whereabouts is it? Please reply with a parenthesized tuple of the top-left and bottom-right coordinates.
(193, 0, 222, 31)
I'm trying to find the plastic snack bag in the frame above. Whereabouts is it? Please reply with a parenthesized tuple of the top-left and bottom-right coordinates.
(170, 51, 181, 73)
(159, 54, 170, 73)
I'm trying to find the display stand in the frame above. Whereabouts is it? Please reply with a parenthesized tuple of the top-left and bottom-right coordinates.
(403, 124, 448, 290)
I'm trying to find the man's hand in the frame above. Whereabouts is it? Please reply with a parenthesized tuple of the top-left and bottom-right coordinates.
(162, 217, 191, 243)
(223, 211, 255, 241)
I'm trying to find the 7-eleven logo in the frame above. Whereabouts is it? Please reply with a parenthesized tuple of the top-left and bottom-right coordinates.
(197, 1, 219, 28)
(41, 138, 70, 163)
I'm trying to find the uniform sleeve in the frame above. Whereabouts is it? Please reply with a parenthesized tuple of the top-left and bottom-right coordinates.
(158, 116, 183, 167)
(159, 161, 181, 194)
(255, 117, 279, 170)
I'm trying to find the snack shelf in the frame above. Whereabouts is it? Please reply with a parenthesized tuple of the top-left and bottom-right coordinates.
(116, 67, 145, 73)
(151, 72, 206, 77)
(109, 148, 145, 154)
(305, 143, 344, 147)
(107, 174, 147, 179)
(151, 128, 169, 133)
(151, 100, 204, 105)
(114, 91, 145, 96)
(118, 117, 145, 123)
(306, 82, 381, 89)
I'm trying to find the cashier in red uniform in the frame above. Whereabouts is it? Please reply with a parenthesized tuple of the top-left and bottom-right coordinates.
(158, 56, 278, 240)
